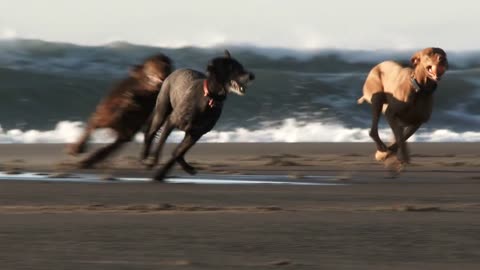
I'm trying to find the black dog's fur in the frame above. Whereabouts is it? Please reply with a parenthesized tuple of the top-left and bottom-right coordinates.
(142, 50, 254, 181)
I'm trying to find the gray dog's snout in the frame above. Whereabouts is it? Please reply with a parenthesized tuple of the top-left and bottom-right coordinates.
(249, 72, 255, 81)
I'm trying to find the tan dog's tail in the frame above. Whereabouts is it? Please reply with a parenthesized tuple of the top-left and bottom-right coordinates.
(357, 96, 366, 104)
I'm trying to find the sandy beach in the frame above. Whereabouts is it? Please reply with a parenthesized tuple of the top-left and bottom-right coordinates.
(1, 142, 480, 269)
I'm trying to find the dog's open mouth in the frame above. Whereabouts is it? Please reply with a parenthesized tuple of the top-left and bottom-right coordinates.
(426, 66, 441, 81)
(228, 80, 247, 96)
(146, 74, 164, 86)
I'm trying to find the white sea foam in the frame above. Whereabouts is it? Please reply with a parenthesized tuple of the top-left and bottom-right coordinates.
(1, 119, 479, 144)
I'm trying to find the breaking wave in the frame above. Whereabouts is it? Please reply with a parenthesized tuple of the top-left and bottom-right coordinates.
(0, 39, 478, 142)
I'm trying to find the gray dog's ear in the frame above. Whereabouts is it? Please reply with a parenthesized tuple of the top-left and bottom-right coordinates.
(207, 60, 215, 75)
(224, 50, 231, 58)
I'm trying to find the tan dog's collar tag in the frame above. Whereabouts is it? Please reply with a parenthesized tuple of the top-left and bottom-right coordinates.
(411, 77, 422, 93)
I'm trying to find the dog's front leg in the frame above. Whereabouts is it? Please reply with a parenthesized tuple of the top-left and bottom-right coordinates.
(388, 123, 421, 154)
(153, 133, 200, 181)
(385, 109, 409, 164)
(141, 92, 172, 164)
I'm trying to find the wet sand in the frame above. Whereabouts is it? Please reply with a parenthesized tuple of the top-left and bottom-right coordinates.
(1, 143, 480, 269)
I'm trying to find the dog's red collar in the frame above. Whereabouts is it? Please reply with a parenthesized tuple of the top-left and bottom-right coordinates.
(203, 79, 209, 96)
(203, 80, 222, 108)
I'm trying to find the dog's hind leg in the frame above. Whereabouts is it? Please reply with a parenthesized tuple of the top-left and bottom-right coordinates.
(369, 93, 388, 152)
(153, 133, 200, 181)
(177, 156, 197, 175)
(67, 124, 95, 156)
(141, 98, 171, 162)
(140, 114, 156, 161)
(78, 133, 131, 169)
(144, 118, 174, 169)
(385, 108, 409, 164)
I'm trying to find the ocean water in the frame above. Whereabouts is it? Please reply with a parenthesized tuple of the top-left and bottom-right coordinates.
(0, 39, 479, 143)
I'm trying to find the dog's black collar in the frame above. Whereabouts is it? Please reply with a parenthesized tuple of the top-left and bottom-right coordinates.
(411, 77, 436, 94)
(411, 77, 422, 93)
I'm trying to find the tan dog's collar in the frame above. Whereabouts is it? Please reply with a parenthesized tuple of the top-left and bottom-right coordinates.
(411, 77, 437, 94)
(410, 77, 422, 93)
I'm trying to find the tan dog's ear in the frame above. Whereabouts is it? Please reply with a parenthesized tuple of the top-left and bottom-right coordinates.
(440, 53, 449, 70)
(410, 51, 422, 67)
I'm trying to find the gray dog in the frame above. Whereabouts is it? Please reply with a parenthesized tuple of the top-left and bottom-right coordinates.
(141, 50, 255, 181)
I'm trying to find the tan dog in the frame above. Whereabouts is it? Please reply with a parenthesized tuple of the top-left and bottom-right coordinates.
(358, 47, 448, 166)
(67, 54, 173, 168)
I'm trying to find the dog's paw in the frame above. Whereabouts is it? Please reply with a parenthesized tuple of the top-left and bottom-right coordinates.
(384, 155, 405, 176)
(153, 170, 167, 182)
(141, 157, 157, 169)
(152, 176, 166, 182)
(183, 166, 197, 175)
(178, 162, 197, 175)
(66, 144, 84, 156)
(77, 160, 93, 169)
(375, 150, 392, 161)
(398, 155, 411, 165)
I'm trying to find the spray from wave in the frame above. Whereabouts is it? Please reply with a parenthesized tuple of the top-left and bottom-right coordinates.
(1, 120, 479, 144)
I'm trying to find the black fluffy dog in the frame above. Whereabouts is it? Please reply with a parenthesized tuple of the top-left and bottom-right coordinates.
(142, 50, 254, 181)
(68, 54, 173, 168)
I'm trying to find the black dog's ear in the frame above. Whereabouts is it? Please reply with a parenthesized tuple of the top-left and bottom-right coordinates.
(224, 50, 231, 58)
(207, 60, 214, 75)
(207, 59, 222, 78)
(129, 64, 143, 77)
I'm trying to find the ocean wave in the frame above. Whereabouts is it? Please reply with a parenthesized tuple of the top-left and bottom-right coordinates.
(0, 38, 478, 137)
(1, 120, 479, 144)
(1, 39, 480, 75)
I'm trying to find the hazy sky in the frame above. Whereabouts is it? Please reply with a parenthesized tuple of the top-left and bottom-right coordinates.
(0, 0, 478, 51)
